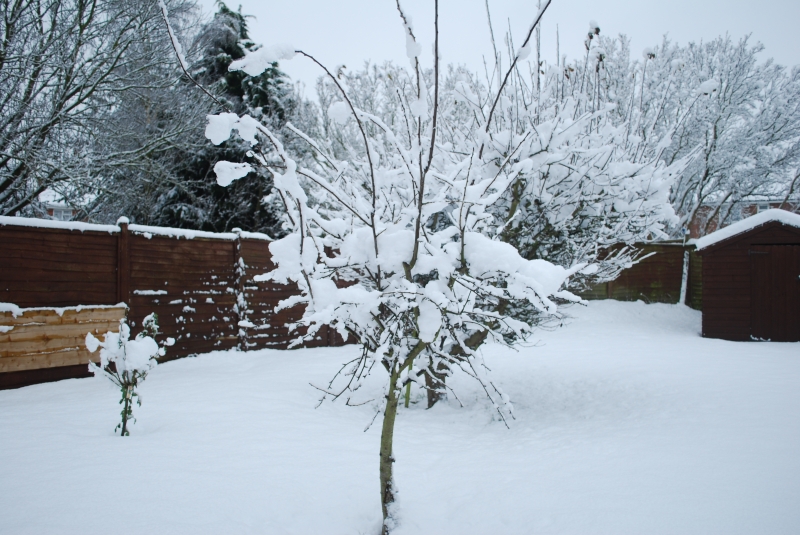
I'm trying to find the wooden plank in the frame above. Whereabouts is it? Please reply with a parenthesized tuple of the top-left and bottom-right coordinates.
(2, 335, 100, 357)
(127, 279, 234, 290)
(0, 229, 117, 241)
(0, 307, 126, 326)
(129, 253, 234, 266)
(130, 268, 234, 280)
(0, 364, 93, 390)
(0, 349, 99, 373)
(0, 253, 117, 267)
(129, 272, 235, 284)
(129, 296, 237, 305)
(0, 269, 116, 282)
(129, 245, 235, 259)
(130, 234, 235, 247)
(0, 282, 117, 295)
(2, 320, 120, 343)
(701, 275, 750, 285)
(0, 241, 118, 259)
(130, 240, 234, 256)
(0, 290, 118, 306)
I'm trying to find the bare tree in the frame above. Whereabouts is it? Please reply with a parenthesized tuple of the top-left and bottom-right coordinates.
(0, 0, 193, 216)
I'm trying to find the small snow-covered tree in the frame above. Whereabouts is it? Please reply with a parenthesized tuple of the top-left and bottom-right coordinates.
(203, 5, 615, 532)
(86, 314, 173, 436)
(165, 2, 680, 531)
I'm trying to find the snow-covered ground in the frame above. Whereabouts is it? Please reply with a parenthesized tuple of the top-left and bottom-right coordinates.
(1, 301, 799, 534)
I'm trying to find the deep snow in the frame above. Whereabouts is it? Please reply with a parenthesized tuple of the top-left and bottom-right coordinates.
(1, 301, 798, 534)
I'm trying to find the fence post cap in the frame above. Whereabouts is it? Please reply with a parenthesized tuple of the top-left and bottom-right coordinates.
(231, 227, 242, 234)
(116, 216, 130, 226)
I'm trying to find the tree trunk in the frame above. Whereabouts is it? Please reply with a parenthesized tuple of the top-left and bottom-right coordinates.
(120, 384, 131, 437)
(379, 364, 401, 534)
(425, 360, 447, 409)
(427, 301, 507, 409)
(380, 341, 426, 533)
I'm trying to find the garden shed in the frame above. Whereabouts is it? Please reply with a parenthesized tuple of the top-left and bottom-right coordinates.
(695, 209, 800, 341)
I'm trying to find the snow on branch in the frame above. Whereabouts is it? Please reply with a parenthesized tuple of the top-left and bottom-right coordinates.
(229, 44, 297, 77)
(158, 0, 189, 72)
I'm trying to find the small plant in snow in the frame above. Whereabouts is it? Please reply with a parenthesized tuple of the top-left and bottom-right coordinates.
(86, 313, 173, 436)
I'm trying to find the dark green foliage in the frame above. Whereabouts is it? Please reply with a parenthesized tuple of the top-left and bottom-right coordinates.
(151, 2, 295, 236)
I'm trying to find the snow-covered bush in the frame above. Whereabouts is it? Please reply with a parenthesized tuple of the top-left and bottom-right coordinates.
(86, 313, 173, 436)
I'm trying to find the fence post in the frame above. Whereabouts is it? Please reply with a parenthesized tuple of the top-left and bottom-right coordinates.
(679, 249, 690, 305)
(116, 217, 130, 306)
(233, 229, 248, 350)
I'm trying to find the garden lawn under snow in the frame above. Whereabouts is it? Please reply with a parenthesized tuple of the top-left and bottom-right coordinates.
(1, 301, 799, 535)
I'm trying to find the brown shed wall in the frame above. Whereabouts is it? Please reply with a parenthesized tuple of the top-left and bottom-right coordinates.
(700, 223, 800, 341)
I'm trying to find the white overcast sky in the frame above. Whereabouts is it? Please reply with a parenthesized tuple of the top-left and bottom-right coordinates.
(196, 0, 800, 96)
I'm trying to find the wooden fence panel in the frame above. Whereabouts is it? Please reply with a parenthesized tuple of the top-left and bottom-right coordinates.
(127, 233, 239, 359)
(0, 225, 118, 307)
(609, 244, 685, 303)
(0, 306, 126, 379)
(238, 237, 313, 349)
(579, 243, 701, 305)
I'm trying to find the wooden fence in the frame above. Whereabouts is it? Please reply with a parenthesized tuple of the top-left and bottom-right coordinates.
(1, 216, 703, 389)
(0, 216, 341, 389)
(579, 242, 702, 309)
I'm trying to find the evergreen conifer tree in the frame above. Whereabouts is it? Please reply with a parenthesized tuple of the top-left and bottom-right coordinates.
(155, 2, 295, 236)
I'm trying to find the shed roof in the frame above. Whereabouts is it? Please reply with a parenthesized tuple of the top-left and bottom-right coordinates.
(694, 209, 800, 251)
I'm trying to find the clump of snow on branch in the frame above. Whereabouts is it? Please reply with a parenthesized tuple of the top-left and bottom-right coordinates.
(205, 113, 261, 146)
(213, 161, 253, 186)
(86, 315, 165, 375)
(396, 2, 422, 60)
(229, 44, 297, 77)
(327, 102, 351, 125)
(697, 79, 719, 95)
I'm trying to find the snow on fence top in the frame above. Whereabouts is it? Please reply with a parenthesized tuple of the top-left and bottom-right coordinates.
(0, 302, 128, 317)
(127, 223, 238, 241)
(0, 216, 272, 241)
(0, 216, 119, 234)
(694, 209, 800, 250)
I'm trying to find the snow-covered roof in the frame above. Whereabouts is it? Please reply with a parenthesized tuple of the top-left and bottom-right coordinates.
(0, 216, 273, 241)
(694, 209, 800, 251)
